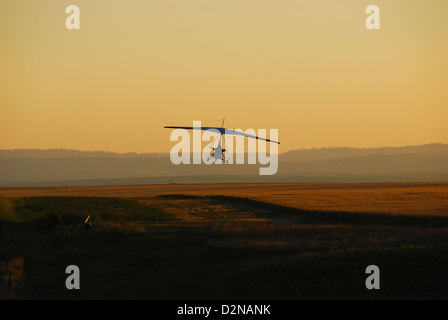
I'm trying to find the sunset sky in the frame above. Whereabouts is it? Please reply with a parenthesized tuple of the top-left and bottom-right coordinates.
(1, 0, 447, 153)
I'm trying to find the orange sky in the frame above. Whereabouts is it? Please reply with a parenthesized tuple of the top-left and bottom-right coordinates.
(1, 0, 447, 153)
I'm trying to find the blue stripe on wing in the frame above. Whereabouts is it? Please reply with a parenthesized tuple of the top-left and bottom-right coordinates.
(164, 126, 279, 144)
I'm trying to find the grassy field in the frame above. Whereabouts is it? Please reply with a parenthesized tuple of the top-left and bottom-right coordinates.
(0, 182, 447, 299)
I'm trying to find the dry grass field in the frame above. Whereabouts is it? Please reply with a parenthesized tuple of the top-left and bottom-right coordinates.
(1, 181, 447, 215)
(0, 182, 447, 299)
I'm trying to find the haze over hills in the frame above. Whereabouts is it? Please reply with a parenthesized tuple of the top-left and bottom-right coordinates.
(280, 144, 448, 162)
(0, 149, 166, 159)
(0, 144, 447, 186)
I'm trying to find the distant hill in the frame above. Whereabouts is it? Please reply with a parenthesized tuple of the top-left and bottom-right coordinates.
(1, 144, 447, 186)
(0, 149, 166, 158)
(280, 143, 448, 162)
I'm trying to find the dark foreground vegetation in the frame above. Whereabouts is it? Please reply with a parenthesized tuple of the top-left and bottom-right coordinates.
(1, 195, 447, 299)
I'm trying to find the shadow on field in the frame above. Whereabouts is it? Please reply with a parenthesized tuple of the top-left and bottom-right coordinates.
(0, 195, 448, 299)
(156, 194, 448, 227)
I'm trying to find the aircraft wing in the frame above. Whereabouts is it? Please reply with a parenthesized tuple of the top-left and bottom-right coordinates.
(224, 129, 280, 144)
(164, 126, 280, 144)
(164, 126, 226, 134)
